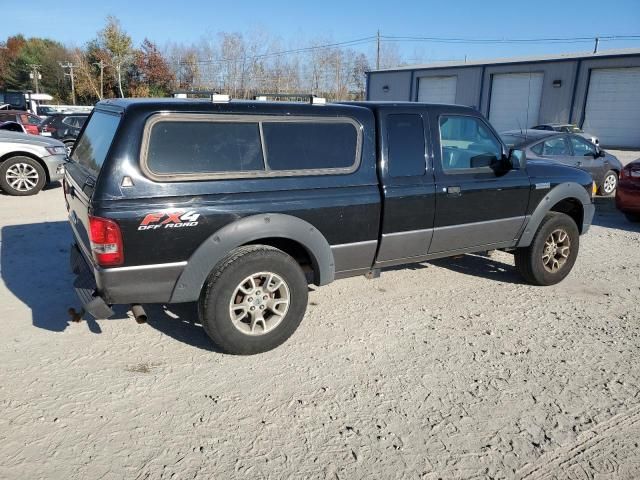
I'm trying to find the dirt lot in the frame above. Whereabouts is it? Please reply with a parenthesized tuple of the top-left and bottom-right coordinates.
(1, 155, 639, 479)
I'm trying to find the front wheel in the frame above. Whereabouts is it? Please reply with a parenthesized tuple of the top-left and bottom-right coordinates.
(0, 156, 46, 196)
(599, 170, 618, 196)
(199, 245, 308, 354)
(514, 212, 580, 286)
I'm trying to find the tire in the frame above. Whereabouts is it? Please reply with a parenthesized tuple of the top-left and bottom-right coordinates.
(199, 245, 308, 355)
(598, 170, 618, 196)
(63, 140, 75, 156)
(514, 212, 580, 286)
(0, 156, 46, 196)
(625, 212, 640, 223)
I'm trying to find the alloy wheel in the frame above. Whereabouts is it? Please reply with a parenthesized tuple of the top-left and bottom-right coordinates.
(542, 228, 571, 273)
(603, 174, 617, 195)
(5, 163, 39, 192)
(228, 271, 290, 336)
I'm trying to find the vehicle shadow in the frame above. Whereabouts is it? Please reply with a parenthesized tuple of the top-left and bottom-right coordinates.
(592, 196, 640, 233)
(144, 303, 223, 353)
(428, 252, 524, 285)
(0, 221, 97, 332)
(0, 181, 61, 196)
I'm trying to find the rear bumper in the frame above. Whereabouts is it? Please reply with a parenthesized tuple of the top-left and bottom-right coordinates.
(70, 242, 186, 308)
(70, 244, 114, 319)
(616, 184, 640, 213)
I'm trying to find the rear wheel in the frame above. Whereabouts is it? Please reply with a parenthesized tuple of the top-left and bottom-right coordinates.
(515, 212, 580, 286)
(0, 156, 46, 196)
(199, 245, 308, 354)
(599, 170, 618, 196)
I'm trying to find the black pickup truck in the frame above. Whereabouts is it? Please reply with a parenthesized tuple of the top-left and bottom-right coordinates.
(65, 98, 595, 354)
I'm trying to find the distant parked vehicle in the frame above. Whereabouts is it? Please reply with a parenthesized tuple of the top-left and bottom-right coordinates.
(0, 121, 27, 134)
(532, 123, 599, 146)
(616, 158, 640, 222)
(0, 110, 41, 135)
(501, 129, 622, 196)
(39, 113, 89, 154)
(0, 130, 67, 195)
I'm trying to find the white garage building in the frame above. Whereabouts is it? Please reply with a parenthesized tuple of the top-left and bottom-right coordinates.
(366, 48, 640, 148)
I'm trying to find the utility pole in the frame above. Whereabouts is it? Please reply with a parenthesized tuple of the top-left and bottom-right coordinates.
(376, 30, 381, 70)
(593, 37, 600, 54)
(59, 61, 79, 105)
(27, 64, 42, 93)
(93, 60, 105, 99)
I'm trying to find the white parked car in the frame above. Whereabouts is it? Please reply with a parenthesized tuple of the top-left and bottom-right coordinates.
(0, 130, 67, 195)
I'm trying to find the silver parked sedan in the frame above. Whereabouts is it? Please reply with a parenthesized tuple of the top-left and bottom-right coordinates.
(0, 130, 67, 195)
(501, 129, 623, 196)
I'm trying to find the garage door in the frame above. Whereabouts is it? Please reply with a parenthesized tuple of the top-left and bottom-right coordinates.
(489, 72, 544, 133)
(418, 76, 457, 103)
(582, 68, 640, 148)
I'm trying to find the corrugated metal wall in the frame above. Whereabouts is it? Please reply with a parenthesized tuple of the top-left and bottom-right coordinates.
(367, 53, 640, 148)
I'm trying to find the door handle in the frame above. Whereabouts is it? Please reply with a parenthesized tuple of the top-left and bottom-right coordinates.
(446, 186, 461, 196)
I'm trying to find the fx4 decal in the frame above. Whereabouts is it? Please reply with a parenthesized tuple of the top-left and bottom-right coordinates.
(138, 211, 200, 230)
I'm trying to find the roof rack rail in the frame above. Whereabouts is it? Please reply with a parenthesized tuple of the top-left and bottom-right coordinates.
(171, 90, 231, 103)
(253, 93, 327, 105)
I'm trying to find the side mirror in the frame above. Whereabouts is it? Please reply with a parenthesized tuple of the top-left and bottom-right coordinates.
(598, 148, 606, 158)
(508, 148, 526, 169)
(470, 154, 496, 168)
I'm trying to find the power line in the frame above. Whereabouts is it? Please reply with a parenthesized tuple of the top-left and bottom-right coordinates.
(164, 32, 640, 68)
(380, 34, 640, 44)
(168, 36, 377, 66)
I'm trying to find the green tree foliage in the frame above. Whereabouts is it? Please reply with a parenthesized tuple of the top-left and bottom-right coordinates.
(97, 16, 133, 98)
(0, 35, 70, 101)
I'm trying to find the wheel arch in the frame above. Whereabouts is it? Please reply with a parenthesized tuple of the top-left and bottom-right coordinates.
(0, 151, 50, 183)
(170, 213, 335, 303)
(518, 182, 591, 247)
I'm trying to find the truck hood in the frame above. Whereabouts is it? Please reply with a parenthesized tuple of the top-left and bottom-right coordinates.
(0, 130, 65, 148)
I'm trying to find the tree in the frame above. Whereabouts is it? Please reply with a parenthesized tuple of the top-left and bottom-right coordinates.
(129, 39, 175, 97)
(98, 16, 132, 97)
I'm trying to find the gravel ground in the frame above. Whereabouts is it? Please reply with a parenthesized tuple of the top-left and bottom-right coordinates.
(1, 175, 639, 479)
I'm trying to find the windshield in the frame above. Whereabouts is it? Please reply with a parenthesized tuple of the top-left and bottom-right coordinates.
(71, 111, 120, 175)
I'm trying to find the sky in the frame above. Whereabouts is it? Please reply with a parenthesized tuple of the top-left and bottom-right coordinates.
(2, 0, 640, 65)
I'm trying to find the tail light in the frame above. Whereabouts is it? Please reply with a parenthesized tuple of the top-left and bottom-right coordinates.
(620, 167, 629, 180)
(89, 216, 124, 266)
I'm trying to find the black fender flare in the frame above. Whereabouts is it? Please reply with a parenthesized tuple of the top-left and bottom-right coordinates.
(170, 213, 335, 303)
(517, 182, 592, 247)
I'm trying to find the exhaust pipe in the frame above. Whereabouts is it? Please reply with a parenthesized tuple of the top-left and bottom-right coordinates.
(131, 304, 147, 324)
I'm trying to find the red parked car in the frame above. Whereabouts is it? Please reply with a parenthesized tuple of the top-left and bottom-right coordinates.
(0, 110, 41, 135)
(616, 158, 640, 222)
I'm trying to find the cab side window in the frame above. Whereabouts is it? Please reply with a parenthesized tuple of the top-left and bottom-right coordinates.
(569, 136, 596, 156)
(387, 114, 426, 177)
(439, 115, 502, 171)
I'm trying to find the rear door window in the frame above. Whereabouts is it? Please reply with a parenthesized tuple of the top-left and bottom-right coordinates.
(539, 137, 570, 156)
(71, 111, 120, 175)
